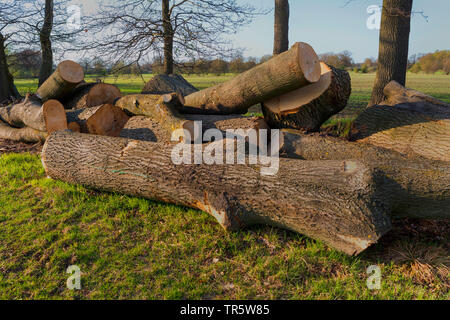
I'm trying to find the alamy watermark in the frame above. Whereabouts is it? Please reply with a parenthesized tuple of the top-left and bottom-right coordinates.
(67, 5, 81, 31)
(66, 265, 81, 290)
(367, 5, 382, 30)
(366, 265, 381, 290)
(170, 122, 280, 176)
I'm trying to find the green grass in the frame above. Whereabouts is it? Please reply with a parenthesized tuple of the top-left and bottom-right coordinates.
(2, 72, 449, 299)
(0, 153, 448, 300)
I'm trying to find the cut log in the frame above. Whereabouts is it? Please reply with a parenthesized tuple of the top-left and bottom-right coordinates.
(61, 82, 122, 109)
(36, 60, 84, 102)
(0, 95, 67, 134)
(0, 120, 47, 143)
(350, 81, 450, 162)
(142, 74, 198, 96)
(279, 130, 450, 220)
(0, 94, 45, 131)
(42, 130, 392, 255)
(115, 93, 194, 142)
(66, 105, 105, 133)
(262, 62, 351, 131)
(181, 42, 321, 114)
(68, 122, 81, 133)
(86, 104, 130, 137)
(42, 100, 68, 134)
(119, 114, 271, 148)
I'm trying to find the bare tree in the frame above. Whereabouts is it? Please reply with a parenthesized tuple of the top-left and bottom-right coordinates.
(38, 0, 54, 85)
(82, 0, 265, 75)
(369, 0, 413, 106)
(0, 1, 28, 102)
(273, 0, 289, 55)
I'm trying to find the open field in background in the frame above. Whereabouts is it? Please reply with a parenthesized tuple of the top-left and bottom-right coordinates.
(2, 73, 449, 299)
(14, 72, 450, 120)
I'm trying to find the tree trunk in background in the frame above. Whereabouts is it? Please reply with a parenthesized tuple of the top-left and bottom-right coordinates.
(273, 0, 289, 55)
(369, 0, 412, 106)
(162, 0, 174, 75)
(0, 33, 20, 103)
(38, 0, 54, 86)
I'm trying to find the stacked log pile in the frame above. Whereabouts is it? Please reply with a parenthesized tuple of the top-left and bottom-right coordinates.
(4, 42, 449, 255)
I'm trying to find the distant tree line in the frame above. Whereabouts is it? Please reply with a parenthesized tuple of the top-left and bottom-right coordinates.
(409, 51, 450, 74)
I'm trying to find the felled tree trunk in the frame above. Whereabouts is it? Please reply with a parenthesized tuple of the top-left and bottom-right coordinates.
(0, 120, 47, 143)
(351, 81, 450, 162)
(279, 130, 450, 220)
(115, 93, 194, 142)
(42, 100, 68, 134)
(66, 105, 104, 133)
(181, 42, 321, 114)
(86, 104, 130, 137)
(36, 60, 84, 102)
(142, 74, 198, 96)
(42, 130, 392, 255)
(61, 82, 122, 109)
(0, 95, 45, 131)
(0, 96, 67, 134)
(262, 63, 351, 131)
(119, 114, 270, 146)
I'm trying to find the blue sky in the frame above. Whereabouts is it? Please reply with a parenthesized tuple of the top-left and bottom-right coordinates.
(229, 0, 450, 62)
(68, 0, 450, 63)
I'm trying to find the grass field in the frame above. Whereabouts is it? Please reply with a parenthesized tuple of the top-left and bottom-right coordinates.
(1, 73, 448, 300)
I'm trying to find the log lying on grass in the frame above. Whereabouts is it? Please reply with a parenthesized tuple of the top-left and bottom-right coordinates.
(279, 130, 450, 220)
(142, 74, 198, 96)
(115, 93, 194, 142)
(0, 94, 45, 131)
(350, 81, 450, 162)
(42, 130, 392, 255)
(36, 60, 84, 102)
(181, 42, 321, 115)
(61, 82, 122, 109)
(262, 63, 351, 131)
(0, 95, 67, 134)
(0, 120, 47, 142)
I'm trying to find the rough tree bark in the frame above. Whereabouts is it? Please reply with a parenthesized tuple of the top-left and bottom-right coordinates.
(0, 120, 47, 142)
(0, 33, 20, 103)
(273, 0, 289, 55)
(162, 0, 174, 75)
(182, 42, 321, 114)
(262, 62, 351, 131)
(119, 114, 270, 147)
(42, 130, 392, 255)
(0, 95, 45, 131)
(61, 82, 122, 109)
(279, 130, 450, 220)
(351, 81, 450, 162)
(36, 60, 84, 102)
(369, 0, 413, 106)
(38, 0, 54, 86)
(0, 95, 67, 134)
(142, 74, 198, 96)
(116, 93, 195, 142)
